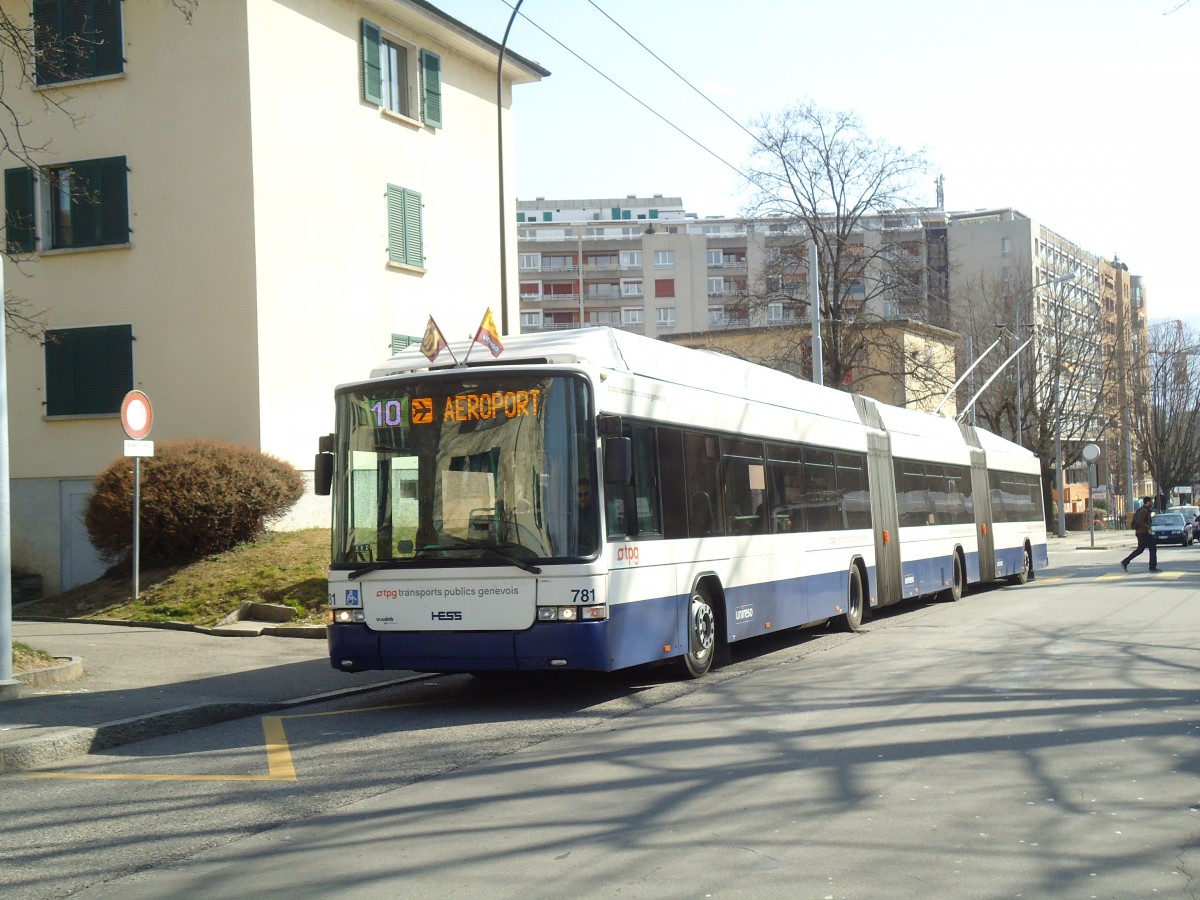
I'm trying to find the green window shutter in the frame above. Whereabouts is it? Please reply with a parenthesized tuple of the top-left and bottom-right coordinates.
(33, 0, 65, 85)
(5, 167, 37, 253)
(611, 207, 620, 220)
(361, 20, 382, 105)
(96, 156, 129, 245)
(391, 333, 420, 354)
(419, 49, 442, 127)
(34, 0, 122, 83)
(65, 156, 128, 248)
(402, 187, 423, 267)
(516, 212, 525, 222)
(44, 324, 134, 417)
(387, 184, 423, 268)
(92, 0, 124, 78)
(649, 209, 659, 219)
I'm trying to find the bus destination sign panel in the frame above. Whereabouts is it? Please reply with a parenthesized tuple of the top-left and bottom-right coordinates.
(369, 388, 543, 428)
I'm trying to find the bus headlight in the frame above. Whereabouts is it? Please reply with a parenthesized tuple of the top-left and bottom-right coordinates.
(331, 609, 366, 623)
(537, 605, 607, 622)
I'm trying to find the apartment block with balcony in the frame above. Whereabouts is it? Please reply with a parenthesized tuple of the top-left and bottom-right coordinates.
(1, 0, 546, 592)
(516, 200, 952, 340)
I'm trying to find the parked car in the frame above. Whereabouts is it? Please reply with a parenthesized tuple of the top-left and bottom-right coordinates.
(1150, 511, 1193, 546)
(1167, 505, 1200, 537)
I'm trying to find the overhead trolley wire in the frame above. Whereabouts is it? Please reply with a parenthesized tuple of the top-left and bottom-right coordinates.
(501, 0, 756, 184)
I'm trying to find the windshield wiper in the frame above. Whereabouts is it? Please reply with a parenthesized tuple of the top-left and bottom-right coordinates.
(478, 546, 542, 575)
(345, 560, 407, 580)
(423, 542, 542, 575)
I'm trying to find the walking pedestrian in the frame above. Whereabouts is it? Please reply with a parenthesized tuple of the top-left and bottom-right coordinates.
(1121, 497, 1158, 572)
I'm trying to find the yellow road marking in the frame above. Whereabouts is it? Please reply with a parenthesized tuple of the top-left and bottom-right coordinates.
(23, 698, 457, 781)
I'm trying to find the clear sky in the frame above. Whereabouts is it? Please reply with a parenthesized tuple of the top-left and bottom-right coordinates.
(433, 0, 1197, 322)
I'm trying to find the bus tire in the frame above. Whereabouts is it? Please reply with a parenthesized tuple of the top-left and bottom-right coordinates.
(677, 585, 718, 678)
(842, 565, 866, 632)
(940, 551, 964, 602)
(1009, 544, 1032, 585)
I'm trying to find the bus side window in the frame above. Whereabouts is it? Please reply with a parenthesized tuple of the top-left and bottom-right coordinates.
(683, 430, 724, 537)
(657, 427, 688, 539)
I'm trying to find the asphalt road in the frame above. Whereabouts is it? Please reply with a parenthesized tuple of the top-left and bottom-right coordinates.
(4, 542, 1198, 899)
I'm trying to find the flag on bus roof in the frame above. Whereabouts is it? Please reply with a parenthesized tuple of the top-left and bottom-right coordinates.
(473, 307, 504, 357)
(420, 316, 448, 362)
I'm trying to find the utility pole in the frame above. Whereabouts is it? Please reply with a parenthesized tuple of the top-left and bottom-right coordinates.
(1, 262, 16, 699)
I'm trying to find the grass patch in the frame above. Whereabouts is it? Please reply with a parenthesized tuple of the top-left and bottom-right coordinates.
(18, 528, 331, 627)
(13, 641, 56, 674)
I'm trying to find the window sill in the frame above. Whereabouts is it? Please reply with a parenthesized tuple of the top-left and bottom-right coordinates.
(39, 242, 131, 257)
(379, 107, 423, 129)
(43, 412, 120, 422)
(386, 259, 426, 275)
(35, 72, 125, 91)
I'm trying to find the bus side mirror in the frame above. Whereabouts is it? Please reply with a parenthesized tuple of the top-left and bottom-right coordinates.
(314, 433, 334, 496)
(597, 414, 624, 438)
(604, 437, 632, 485)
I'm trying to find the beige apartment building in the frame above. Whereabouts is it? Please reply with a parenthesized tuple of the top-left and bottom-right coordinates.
(947, 208, 1150, 516)
(1, 0, 546, 591)
(516, 197, 952, 335)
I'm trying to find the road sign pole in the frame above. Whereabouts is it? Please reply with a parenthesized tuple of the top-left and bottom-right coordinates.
(133, 457, 141, 600)
(121, 391, 154, 602)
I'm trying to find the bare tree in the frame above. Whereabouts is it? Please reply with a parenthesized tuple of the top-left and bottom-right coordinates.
(952, 271, 1120, 522)
(1130, 320, 1200, 501)
(740, 101, 932, 389)
(0, 1, 198, 337)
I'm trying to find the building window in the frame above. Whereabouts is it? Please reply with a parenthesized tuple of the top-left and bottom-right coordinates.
(707, 249, 722, 266)
(767, 303, 783, 323)
(5, 156, 130, 252)
(386, 184, 423, 268)
(1002, 237, 1011, 257)
(520, 311, 542, 329)
(44, 324, 133, 417)
(653, 250, 674, 268)
(708, 306, 727, 326)
(621, 279, 643, 297)
(655, 279, 675, 298)
(708, 277, 725, 296)
(518, 253, 540, 270)
(656, 307, 676, 327)
(619, 250, 642, 269)
(621, 307, 644, 325)
(34, 0, 124, 86)
(362, 20, 441, 127)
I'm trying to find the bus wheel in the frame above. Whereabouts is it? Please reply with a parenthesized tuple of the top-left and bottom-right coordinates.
(1009, 545, 1031, 585)
(842, 566, 865, 632)
(941, 552, 964, 602)
(677, 586, 717, 678)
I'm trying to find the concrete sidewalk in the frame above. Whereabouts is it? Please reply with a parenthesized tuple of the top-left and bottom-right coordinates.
(1, 620, 413, 775)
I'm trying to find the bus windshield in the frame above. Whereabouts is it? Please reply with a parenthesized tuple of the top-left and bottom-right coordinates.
(331, 372, 596, 567)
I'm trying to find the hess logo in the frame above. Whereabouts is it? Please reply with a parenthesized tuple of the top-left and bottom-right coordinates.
(431, 611, 463, 621)
(616, 545, 640, 565)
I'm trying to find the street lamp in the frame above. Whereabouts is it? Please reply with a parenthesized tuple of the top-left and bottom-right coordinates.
(1018, 271, 1077, 448)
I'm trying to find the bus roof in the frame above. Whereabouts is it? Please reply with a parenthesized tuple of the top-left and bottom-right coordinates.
(364, 327, 1040, 468)
(370, 326, 862, 423)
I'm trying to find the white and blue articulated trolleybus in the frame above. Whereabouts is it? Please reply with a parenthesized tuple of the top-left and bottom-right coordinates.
(315, 327, 1048, 678)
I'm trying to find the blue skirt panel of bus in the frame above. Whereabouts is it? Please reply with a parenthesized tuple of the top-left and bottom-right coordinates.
(328, 622, 613, 673)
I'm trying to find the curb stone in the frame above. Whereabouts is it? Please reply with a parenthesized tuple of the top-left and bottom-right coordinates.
(0, 674, 424, 776)
(15, 656, 83, 688)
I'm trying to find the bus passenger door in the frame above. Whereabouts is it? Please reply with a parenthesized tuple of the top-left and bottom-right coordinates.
(856, 397, 901, 608)
(866, 430, 902, 608)
(968, 446, 995, 582)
